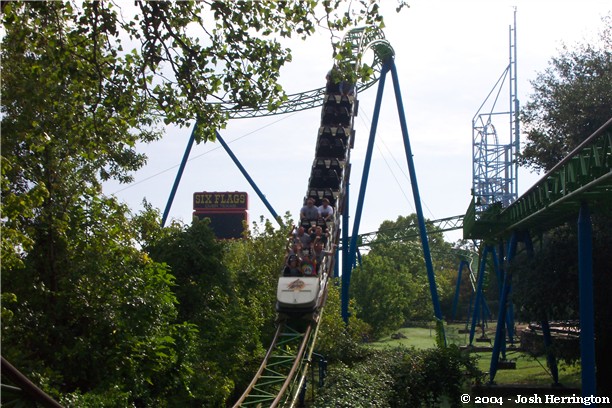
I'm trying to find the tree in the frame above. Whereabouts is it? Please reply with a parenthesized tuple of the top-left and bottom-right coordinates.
(1, 199, 196, 407)
(519, 13, 612, 172)
(145, 215, 294, 405)
(313, 345, 481, 407)
(1, 1, 406, 268)
(350, 215, 457, 338)
(1, 1, 406, 404)
(317, 279, 373, 361)
(512, 14, 612, 396)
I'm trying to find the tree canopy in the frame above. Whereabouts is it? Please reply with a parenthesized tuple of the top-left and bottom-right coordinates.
(518, 13, 611, 172)
(512, 14, 612, 395)
(1, 1, 408, 405)
(350, 215, 458, 337)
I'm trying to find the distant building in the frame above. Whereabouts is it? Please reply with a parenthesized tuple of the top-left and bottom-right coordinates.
(193, 191, 248, 239)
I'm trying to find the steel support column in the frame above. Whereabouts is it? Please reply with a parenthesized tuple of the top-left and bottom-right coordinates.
(451, 260, 469, 321)
(390, 62, 445, 337)
(215, 130, 283, 227)
(341, 183, 350, 320)
(470, 246, 490, 345)
(162, 122, 198, 227)
(578, 202, 596, 399)
(490, 232, 518, 383)
(343, 62, 390, 323)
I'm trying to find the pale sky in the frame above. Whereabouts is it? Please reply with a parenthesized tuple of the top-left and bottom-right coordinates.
(104, 1, 611, 243)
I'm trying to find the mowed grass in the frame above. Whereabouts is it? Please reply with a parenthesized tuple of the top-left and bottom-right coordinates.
(368, 325, 440, 350)
(369, 322, 581, 388)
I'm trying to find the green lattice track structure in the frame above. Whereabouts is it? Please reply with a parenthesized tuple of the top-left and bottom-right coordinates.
(232, 26, 394, 408)
(347, 214, 465, 248)
(464, 117, 612, 240)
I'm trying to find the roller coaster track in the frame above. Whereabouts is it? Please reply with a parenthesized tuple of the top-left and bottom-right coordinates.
(346, 214, 465, 249)
(232, 26, 394, 407)
(219, 26, 394, 119)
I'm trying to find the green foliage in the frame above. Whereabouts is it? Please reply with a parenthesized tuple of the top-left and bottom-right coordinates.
(317, 279, 372, 362)
(351, 253, 418, 336)
(434, 319, 447, 348)
(1, 1, 409, 405)
(313, 345, 481, 407)
(145, 215, 294, 405)
(1, 197, 194, 406)
(512, 15, 611, 393)
(389, 345, 481, 408)
(350, 215, 458, 338)
(60, 386, 132, 408)
(1, 1, 407, 142)
(519, 13, 612, 172)
(313, 349, 398, 407)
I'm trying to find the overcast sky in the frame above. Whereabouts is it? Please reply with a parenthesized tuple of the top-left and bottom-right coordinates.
(104, 0, 610, 242)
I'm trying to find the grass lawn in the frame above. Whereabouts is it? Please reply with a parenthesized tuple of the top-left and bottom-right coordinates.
(368, 322, 584, 407)
(368, 325, 440, 350)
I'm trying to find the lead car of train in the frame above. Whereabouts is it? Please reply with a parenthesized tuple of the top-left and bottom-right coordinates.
(275, 223, 335, 319)
(276, 266, 327, 318)
(275, 72, 357, 320)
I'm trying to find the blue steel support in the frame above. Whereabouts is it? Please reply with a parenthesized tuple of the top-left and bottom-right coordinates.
(341, 183, 350, 321)
(389, 62, 445, 334)
(494, 243, 504, 294)
(492, 244, 503, 296)
(490, 232, 518, 383)
(480, 296, 488, 328)
(578, 202, 596, 399)
(485, 246, 500, 323)
(482, 293, 492, 321)
(215, 131, 283, 227)
(469, 246, 490, 345)
(162, 122, 198, 227)
(494, 241, 514, 346)
(451, 260, 467, 321)
(465, 290, 475, 330)
(344, 62, 390, 323)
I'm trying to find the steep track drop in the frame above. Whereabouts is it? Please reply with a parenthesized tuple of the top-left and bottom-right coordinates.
(232, 26, 394, 408)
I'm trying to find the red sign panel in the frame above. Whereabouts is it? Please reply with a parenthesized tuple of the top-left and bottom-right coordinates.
(193, 191, 248, 210)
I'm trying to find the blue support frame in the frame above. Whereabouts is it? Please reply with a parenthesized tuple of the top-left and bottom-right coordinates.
(161, 123, 283, 228)
(489, 232, 518, 382)
(215, 131, 283, 227)
(341, 183, 350, 321)
(451, 260, 469, 321)
(343, 62, 389, 323)
(578, 202, 596, 398)
(469, 245, 490, 344)
(162, 122, 199, 227)
(390, 62, 444, 329)
(341, 60, 446, 344)
(489, 231, 559, 384)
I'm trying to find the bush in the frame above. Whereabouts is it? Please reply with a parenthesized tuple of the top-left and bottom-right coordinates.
(313, 345, 481, 407)
(390, 345, 481, 408)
